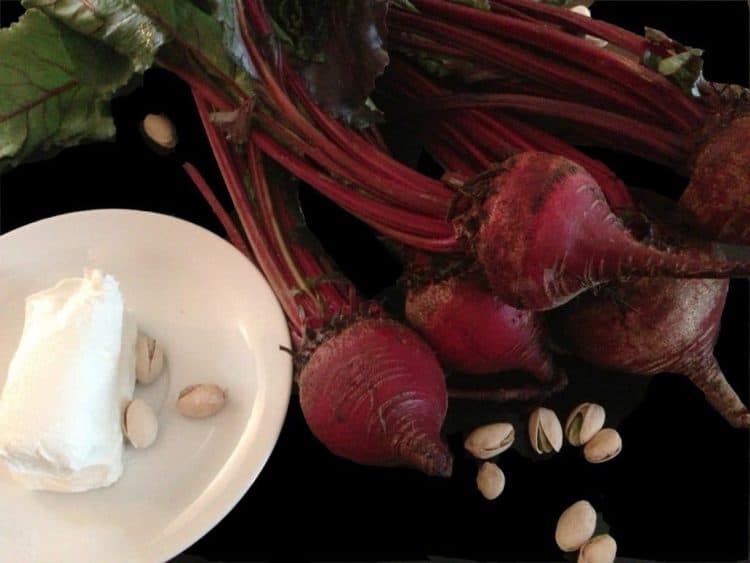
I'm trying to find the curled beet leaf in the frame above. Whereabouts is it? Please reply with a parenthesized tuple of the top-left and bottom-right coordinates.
(266, 0, 390, 127)
(642, 27, 705, 97)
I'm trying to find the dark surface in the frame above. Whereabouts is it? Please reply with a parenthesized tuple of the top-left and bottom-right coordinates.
(1, 2, 749, 562)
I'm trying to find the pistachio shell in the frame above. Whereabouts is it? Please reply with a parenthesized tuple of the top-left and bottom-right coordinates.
(135, 333, 165, 385)
(555, 500, 597, 552)
(578, 534, 617, 563)
(123, 399, 159, 449)
(177, 383, 227, 418)
(583, 428, 622, 464)
(142, 114, 177, 149)
(464, 422, 515, 459)
(569, 5, 591, 17)
(568, 5, 608, 47)
(565, 403, 606, 446)
(529, 407, 563, 454)
(476, 462, 505, 500)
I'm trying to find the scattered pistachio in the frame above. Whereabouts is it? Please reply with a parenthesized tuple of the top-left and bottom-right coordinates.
(578, 534, 617, 563)
(123, 399, 159, 449)
(528, 407, 563, 454)
(464, 422, 515, 459)
(555, 500, 597, 552)
(565, 403, 606, 446)
(135, 333, 165, 385)
(177, 383, 227, 418)
(142, 113, 178, 150)
(476, 462, 506, 500)
(569, 5, 591, 17)
(568, 5, 609, 47)
(583, 428, 622, 464)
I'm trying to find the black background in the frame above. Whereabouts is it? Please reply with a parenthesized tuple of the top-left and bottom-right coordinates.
(1, 2, 749, 562)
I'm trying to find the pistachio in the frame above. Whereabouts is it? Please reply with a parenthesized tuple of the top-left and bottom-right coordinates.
(528, 407, 563, 454)
(476, 462, 505, 500)
(568, 5, 608, 47)
(583, 428, 622, 464)
(565, 403, 606, 446)
(569, 5, 591, 17)
(464, 422, 515, 459)
(555, 500, 597, 552)
(135, 333, 165, 385)
(177, 383, 227, 418)
(142, 113, 177, 150)
(123, 399, 159, 449)
(578, 534, 617, 563)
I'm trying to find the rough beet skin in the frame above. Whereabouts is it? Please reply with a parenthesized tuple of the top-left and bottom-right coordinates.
(298, 318, 453, 476)
(405, 275, 555, 380)
(463, 152, 750, 311)
(548, 277, 750, 428)
(681, 115, 750, 245)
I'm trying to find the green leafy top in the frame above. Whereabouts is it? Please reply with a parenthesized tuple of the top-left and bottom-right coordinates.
(642, 27, 705, 97)
(0, 0, 260, 173)
(268, 0, 333, 63)
(23, 0, 167, 72)
(267, 0, 390, 127)
(27, 0, 253, 96)
(0, 9, 133, 173)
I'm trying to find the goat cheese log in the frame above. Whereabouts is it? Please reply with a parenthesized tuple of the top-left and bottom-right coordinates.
(0, 270, 137, 492)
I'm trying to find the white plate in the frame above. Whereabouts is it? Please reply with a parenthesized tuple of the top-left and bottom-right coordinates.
(0, 209, 292, 562)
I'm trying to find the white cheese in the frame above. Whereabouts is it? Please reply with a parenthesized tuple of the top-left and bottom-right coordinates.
(0, 270, 137, 492)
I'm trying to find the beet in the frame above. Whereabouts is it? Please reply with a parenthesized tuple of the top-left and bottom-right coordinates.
(681, 115, 750, 245)
(405, 274, 554, 380)
(298, 318, 453, 476)
(548, 276, 750, 427)
(461, 152, 750, 311)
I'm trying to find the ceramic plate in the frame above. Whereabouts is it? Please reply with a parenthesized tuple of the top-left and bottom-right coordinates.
(0, 209, 292, 562)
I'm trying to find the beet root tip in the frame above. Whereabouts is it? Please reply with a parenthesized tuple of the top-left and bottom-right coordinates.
(685, 356, 750, 429)
(402, 437, 454, 477)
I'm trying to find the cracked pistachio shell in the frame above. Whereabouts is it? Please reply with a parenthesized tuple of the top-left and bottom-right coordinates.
(583, 428, 622, 464)
(464, 423, 515, 459)
(529, 407, 563, 454)
(565, 403, 606, 447)
(135, 333, 165, 385)
(177, 383, 227, 418)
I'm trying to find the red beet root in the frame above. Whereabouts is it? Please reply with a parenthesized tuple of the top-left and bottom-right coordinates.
(548, 276, 750, 428)
(405, 275, 554, 380)
(298, 318, 453, 476)
(462, 152, 750, 311)
(681, 115, 750, 245)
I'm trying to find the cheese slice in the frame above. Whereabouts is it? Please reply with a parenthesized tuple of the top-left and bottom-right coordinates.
(0, 270, 137, 492)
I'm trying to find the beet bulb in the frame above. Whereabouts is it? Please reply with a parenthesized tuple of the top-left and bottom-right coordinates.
(298, 317, 453, 476)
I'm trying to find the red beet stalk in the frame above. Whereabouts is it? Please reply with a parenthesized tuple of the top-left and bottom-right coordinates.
(389, 0, 750, 245)
(186, 90, 453, 477)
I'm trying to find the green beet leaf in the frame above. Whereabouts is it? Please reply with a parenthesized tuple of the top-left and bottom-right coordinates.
(23, 0, 167, 72)
(266, 0, 389, 127)
(0, 9, 133, 173)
